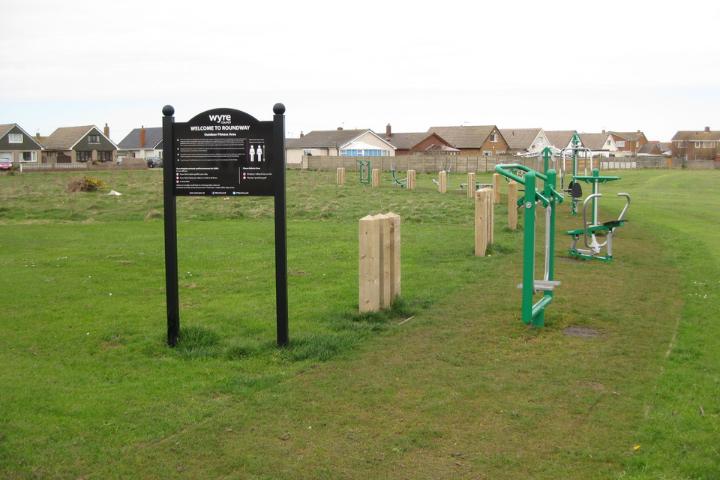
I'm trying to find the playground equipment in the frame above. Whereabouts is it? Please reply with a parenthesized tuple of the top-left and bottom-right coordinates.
(357, 159, 371, 185)
(565, 168, 631, 262)
(495, 163, 564, 327)
(390, 166, 407, 188)
(562, 133, 595, 215)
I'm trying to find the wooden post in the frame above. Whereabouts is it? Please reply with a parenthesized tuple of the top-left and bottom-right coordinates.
(475, 188, 492, 256)
(359, 213, 401, 313)
(507, 180, 518, 230)
(488, 188, 494, 245)
(407, 169, 416, 190)
(359, 215, 381, 313)
(371, 168, 380, 188)
(337, 167, 345, 186)
(438, 170, 447, 193)
(467, 172, 476, 198)
(492, 173, 501, 204)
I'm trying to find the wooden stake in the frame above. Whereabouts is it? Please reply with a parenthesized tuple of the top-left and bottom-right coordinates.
(438, 170, 447, 193)
(467, 172, 476, 198)
(407, 169, 416, 190)
(337, 167, 345, 186)
(371, 168, 380, 188)
(387, 212, 401, 300)
(475, 188, 491, 256)
(508, 180, 518, 230)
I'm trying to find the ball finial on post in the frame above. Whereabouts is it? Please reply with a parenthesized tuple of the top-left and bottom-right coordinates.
(162, 105, 175, 117)
(273, 103, 286, 115)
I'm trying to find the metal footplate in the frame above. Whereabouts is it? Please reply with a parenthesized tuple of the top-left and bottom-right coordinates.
(517, 280, 561, 292)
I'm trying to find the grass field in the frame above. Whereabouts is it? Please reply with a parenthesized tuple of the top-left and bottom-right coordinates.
(0, 168, 718, 479)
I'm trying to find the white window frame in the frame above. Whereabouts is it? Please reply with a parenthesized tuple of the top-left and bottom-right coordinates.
(21, 151, 37, 162)
(8, 133, 23, 144)
(88, 135, 100, 144)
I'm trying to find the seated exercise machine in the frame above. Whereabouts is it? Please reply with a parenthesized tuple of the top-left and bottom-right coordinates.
(495, 164, 564, 327)
(565, 169, 631, 262)
(390, 166, 407, 188)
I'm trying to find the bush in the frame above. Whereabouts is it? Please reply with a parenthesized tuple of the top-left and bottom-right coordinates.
(67, 176, 106, 192)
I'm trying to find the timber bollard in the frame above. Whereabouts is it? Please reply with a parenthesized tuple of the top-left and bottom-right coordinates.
(467, 172, 476, 198)
(359, 213, 401, 312)
(337, 167, 346, 186)
(475, 188, 494, 256)
(372, 168, 380, 188)
(508, 180, 518, 230)
(407, 170, 416, 190)
(438, 170, 447, 193)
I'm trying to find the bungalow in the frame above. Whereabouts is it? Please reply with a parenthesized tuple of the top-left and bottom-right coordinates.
(578, 132, 618, 158)
(671, 127, 720, 161)
(608, 131, 648, 156)
(427, 125, 508, 156)
(378, 124, 458, 155)
(117, 126, 163, 161)
(545, 130, 581, 151)
(285, 128, 395, 165)
(0, 123, 43, 164)
(40, 125, 117, 164)
(499, 128, 550, 155)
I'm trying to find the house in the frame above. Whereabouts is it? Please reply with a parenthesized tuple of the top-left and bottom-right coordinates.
(608, 131, 648, 156)
(40, 125, 117, 164)
(285, 128, 395, 165)
(545, 130, 581, 151)
(671, 127, 720, 161)
(0, 123, 43, 164)
(117, 126, 163, 161)
(377, 124, 458, 155)
(638, 141, 671, 156)
(427, 125, 508, 156)
(499, 128, 550, 155)
(578, 132, 618, 157)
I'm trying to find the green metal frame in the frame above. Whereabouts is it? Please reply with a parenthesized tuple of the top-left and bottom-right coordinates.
(357, 160, 371, 184)
(495, 163, 564, 327)
(569, 133, 581, 215)
(390, 167, 407, 188)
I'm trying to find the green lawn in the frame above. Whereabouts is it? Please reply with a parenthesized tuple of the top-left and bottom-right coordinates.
(0, 168, 718, 478)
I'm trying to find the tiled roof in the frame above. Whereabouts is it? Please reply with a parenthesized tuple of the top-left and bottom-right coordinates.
(545, 130, 578, 149)
(378, 132, 429, 150)
(579, 133, 611, 151)
(609, 131, 645, 142)
(499, 128, 542, 150)
(427, 125, 497, 149)
(286, 129, 370, 149)
(0, 124, 15, 139)
(118, 127, 163, 149)
(41, 126, 95, 150)
(672, 129, 720, 141)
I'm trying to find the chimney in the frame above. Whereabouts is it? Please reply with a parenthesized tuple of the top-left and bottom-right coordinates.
(602, 129, 606, 134)
(705, 126, 711, 132)
(386, 123, 392, 139)
(35, 132, 41, 139)
(300, 131, 304, 137)
(103, 123, 110, 138)
(139, 126, 146, 148)
(337, 127, 343, 131)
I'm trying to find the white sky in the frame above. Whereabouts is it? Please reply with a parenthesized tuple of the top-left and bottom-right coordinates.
(2, 0, 719, 142)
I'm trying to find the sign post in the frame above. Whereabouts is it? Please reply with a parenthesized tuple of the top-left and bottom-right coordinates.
(161, 103, 288, 347)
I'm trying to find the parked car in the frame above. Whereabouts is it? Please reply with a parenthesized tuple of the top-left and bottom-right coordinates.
(146, 157, 163, 168)
(0, 161, 13, 171)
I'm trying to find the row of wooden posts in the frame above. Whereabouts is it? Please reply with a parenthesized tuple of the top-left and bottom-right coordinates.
(356, 171, 521, 313)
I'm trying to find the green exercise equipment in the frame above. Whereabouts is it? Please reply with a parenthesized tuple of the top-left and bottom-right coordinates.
(390, 166, 407, 188)
(495, 163, 564, 327)
(357, 159, 371, 185)
(565, 168, 631, 262)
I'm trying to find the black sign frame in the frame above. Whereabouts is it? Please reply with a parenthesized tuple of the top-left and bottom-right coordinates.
(161, 104, 288, 347)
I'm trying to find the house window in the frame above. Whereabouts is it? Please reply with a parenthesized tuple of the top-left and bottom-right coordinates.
(303, 149, 313, 156)
(490, 133, 497, 143)
(21, 151, 37, 162)
(88, 135, 100, 144)
(340, 148, 389, 157)
(98, 151, 113, 162)
(616, 140, 625, 148)
(77, 151, 92, 162)
(9, 133, 23, 143)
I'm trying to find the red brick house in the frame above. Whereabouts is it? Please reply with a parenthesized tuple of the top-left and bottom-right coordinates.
(608, 131, 648, 156)
(671, 127, 720, 161)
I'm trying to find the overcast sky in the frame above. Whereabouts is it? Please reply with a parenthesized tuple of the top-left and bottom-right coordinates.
(2, 0, 719, 142)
